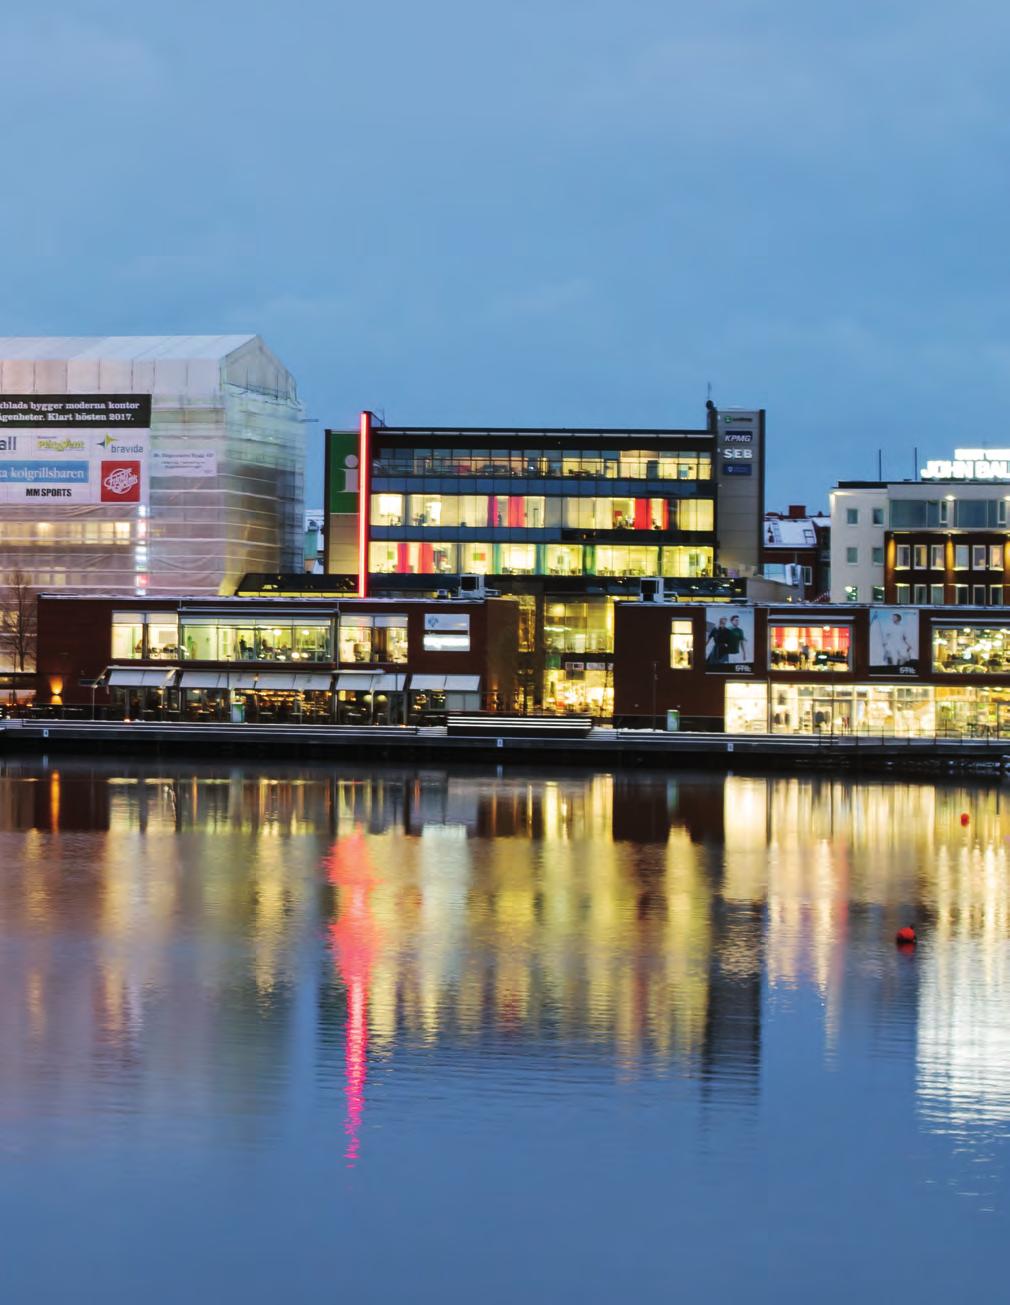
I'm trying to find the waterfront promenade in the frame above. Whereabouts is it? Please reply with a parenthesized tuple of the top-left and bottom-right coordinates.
(3, 718, 1009, 774)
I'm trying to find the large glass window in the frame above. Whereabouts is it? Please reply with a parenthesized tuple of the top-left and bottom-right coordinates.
(543, 601, 613, 654)
(670, 619, 694, 669)
(591, 546, 659, 576)
(933, 625, 1010, 674)
(338, 614, 408, 663)
(373, 493, 404, 525)
(367, 541, 458, 574)
(180, 619, 332, 662)
(111, 612, 179, 660)
(675, 499, 715, 531)
(725, 682, 768, 733)
(769, 624, 852, 672)
(545, 544, 583, 575)
(498, 543, 536, 574)
(460, 542, 492, 573)
(661, 547, 714, 577)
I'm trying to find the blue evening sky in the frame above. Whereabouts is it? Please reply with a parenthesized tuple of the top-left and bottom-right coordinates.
(3, 0, 1008, 510)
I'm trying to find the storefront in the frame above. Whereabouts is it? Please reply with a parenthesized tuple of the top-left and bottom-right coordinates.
(407, 675, 481, 722)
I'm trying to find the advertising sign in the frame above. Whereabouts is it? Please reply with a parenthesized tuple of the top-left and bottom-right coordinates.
(327, 431, 360, 513)
(0, 395, 149, 505)
(152, 449, 217, 478)
(705, 606, 754, 672)
(423, 611, 470, 651)
(868, 608, 919, 672)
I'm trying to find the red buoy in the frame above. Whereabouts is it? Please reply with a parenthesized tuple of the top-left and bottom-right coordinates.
(895, 926, 917, 945)
(961, 813, 970, 826)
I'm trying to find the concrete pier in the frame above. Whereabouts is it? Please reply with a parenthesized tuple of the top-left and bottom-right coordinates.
(2, 720, 1008, 775)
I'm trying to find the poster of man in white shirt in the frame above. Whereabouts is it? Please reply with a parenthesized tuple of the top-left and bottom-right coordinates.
(869, 608, 919, 671)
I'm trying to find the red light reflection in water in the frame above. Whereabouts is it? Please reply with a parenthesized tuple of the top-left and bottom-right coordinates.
(325, 834, 380, 1167)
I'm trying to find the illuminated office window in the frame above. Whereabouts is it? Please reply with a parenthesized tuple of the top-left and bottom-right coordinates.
(670, 619, 694, 669)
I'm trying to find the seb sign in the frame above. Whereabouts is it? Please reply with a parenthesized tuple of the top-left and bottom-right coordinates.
(921, 449, 1010, 481)
(0, 395, 149, 504)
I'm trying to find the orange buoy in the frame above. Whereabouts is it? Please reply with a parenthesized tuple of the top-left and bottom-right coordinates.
(961, 813, 970, 826)
(895, 926, 916, 945)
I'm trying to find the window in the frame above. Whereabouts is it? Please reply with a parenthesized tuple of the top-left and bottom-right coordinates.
(873, 586, 886, 602)
(992, 546, 1004, 571)
(846, 547, 858, 564)
(111, 613, 146, 660)
(954, 545, 969, 570)
(111, 612, 179, 661)
(930, 544, 944, 570)
(802, 566, 813, 585)
(956, 500, 987, 528)
(670, 619, 694, 669)
(872, 508, 884, 526)
(423, 613, 470, 652)
(931, 584, 945, 605)
(896, 584, 911, 604)
(180, 618, 332, 663)
(846, 509, 859, 525)
(934, 624, 1010, 673)
(544, 544, 583, 576)
(368, 541, 458, 574)
(954, 584, 969, 605)
(939, 499, 952, 526)
(338, 614, 408, 663)
(769, 624, 852, 672)
(992, 586, 1004, 606)
(498, 543, 537, 574)
(1000, 500, 1009, 526)
(896, 545, 911, 569)
(675, 499, 715, 531)
(914, 584, 927, 605)
(660, 546, 713, 577)
(591, 545, 659, 576)
(372, 493, 404, 526)
(914, 545, 927, 569)
(871, 546, 884, 565)
(460, 542, 492, 574)
(543, 601, 613, 654)
(891, 500, 927, 527)
(973, 585, 987, 605)
(973, 545, 988, 570)
(844, 585, 858, 602)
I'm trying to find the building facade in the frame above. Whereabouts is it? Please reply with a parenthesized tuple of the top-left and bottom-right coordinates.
(762, 505, 830, 600)
(613, 599, 1010, 736)
(324, 405, 766, 713)
(830, 450, 1010, 605)
(0, 336, 304, 602)
(36, 594, 519, 724)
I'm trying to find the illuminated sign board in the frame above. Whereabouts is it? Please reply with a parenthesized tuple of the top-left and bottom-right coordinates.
(921, 449, 1010, 481)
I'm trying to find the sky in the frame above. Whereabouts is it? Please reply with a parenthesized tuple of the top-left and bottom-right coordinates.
(3, 0, 1010, 509)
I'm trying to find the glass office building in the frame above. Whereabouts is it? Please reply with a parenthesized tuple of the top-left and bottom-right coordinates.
(325, 410, 765, 713)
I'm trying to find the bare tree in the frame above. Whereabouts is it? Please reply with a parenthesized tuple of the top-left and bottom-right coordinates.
(0, 571, 37, 674)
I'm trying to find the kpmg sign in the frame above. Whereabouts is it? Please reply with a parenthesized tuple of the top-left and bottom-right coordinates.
(921, 449, 1010, 481)
(0, 395, 150, 504)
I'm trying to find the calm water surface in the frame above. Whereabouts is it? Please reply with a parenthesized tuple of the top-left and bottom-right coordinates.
(0, 759, 1007, 1301)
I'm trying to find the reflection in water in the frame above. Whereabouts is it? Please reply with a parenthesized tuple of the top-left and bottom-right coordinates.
(2, 760, 1010, 1208)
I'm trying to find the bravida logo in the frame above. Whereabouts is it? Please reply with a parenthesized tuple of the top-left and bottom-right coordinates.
(100, 460, 141, 502)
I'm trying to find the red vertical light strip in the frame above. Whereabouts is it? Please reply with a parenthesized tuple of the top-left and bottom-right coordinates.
(358, 411, 372, 597)
(634, 498, 650, 530)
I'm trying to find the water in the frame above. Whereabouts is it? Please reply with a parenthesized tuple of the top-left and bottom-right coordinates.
(0, 759, 1007, 1301)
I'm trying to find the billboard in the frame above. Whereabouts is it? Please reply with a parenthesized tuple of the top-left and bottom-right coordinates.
(0, 395, 149, 505)
(705, 605, 754, 672)
(869, 608, 919, 672)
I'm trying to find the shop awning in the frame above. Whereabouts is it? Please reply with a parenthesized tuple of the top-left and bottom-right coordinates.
(228, 672, 260, 690)
(106, 667, 177, 688)
(336, 672, 379, 690)
(180, 671, 229, 690)
(444, 675, 481, 692)
(252, 672, 335, 692)
(371, 674, 406, 692)
(409, 674, 446, 691)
